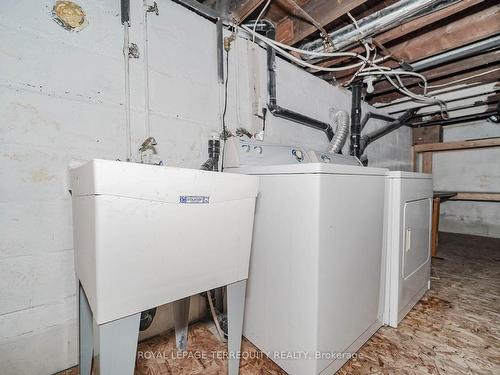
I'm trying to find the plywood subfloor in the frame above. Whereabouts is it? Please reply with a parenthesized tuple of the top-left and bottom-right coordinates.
(58, 232, 500, 375)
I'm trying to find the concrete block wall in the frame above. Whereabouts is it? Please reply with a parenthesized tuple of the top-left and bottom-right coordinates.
(0, 1, 411, 374)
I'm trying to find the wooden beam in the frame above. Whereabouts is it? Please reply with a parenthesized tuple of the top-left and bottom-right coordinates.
(411, 146, 417, 171)
(387, 3, 500, 63)
(368, 67, 500, 104)
(375, 50, 500, 93)
(422, 152, 433, 173)
(373, 0, 485, 50)
(332, 2, 500, 86)
(319, 0, 484, 69)
(276, 0, 368, 44)
(367, 58, 500, 103)
(450, 192, 500, 201)
(414, 138, 500, 153)
(230, 0, 267, 22)
(431, 197, 441, 257)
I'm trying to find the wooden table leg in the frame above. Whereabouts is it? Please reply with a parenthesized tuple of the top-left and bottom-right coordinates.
(431, 197, 441, 257)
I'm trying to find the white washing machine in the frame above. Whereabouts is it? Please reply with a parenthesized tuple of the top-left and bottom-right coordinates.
(383, 171, 432, 328)
(225, 139, 388, 375)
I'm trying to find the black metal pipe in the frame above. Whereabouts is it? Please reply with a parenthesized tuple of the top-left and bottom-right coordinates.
(360, 112, 395, 131)
(120, 0, 130, 25)
(201, 138, 221, 171)
(246, 21, 334, 142)
(409, 109, 499, 128)
(350, 81, 363, 157)
(171, 0, 219, 21)
(361, 108, 417, 153)
(268, 106, 335, 140)
(216, 18, 224, 83)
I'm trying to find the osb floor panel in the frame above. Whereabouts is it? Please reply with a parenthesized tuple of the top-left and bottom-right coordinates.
(58, 232, 500, 375)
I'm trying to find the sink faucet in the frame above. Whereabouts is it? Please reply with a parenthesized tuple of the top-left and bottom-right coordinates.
(139, 136, 158, 163)
(139, 136, 157, 152)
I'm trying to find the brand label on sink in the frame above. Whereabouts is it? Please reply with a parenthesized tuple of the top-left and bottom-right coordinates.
(179, 196, 210, 204)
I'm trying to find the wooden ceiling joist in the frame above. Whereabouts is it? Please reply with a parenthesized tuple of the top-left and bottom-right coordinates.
(371, 64, 500, 104)
(227, 0, 500, 106)
(230, 0, 267, 22)
(386, 3, 500, 63)
(319, 0, 484, 69)
(275, 0, 369, 44)
(369, 50, 500, 97)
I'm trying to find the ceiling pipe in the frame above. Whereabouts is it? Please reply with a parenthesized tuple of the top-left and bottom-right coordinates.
(300, 0, 460, 56)
(411, 35, 500, 72)
(409, 107, 499, 127)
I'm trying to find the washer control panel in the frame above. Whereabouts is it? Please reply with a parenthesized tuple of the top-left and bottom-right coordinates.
(230, 139, 310, 166)
(308, 150, 358, 166)
(224, 138, 359, 167)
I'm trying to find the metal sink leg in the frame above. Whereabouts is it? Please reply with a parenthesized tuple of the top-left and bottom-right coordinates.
(227, 279, 247, 375)
(78, 283, 93, 375)
(78, 283, 140, 375)
(173, 296, 191, 351)
(94, 312, 140, 375)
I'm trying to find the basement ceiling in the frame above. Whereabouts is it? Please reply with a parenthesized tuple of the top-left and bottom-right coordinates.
(199, 0, 499, 114)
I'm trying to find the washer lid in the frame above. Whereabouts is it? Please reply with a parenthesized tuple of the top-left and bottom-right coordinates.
(386, 171, 432, 179)
(227, 162, 388, 176)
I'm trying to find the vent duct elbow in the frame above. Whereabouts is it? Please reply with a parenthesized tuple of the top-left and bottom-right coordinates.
(328, 111, 350, 154)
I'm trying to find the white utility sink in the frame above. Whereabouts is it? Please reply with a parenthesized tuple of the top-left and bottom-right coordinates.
(71, 159, 259, 375)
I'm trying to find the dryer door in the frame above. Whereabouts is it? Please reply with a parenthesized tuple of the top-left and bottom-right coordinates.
(403, 198, 431, 279)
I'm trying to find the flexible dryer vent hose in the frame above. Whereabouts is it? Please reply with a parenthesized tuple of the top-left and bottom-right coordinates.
(328, 110, 350, 154)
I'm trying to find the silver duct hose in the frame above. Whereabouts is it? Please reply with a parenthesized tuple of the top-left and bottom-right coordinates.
(328, 110, 350, 154)
(300, 0, 460, 55)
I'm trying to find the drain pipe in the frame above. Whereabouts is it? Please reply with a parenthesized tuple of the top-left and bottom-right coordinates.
(412, 35, 500, 72)
(360, 108, 417, 154)
(350, 81, 363, 158)
(249, 21, 334, 141)
(201, 134, 221, 171)
(361, 112, 395, 131)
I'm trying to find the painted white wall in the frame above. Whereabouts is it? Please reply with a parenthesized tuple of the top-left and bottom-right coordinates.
(379, 80, 500, 238)
(0, 1, 411, 374)
(434, 120, 500, 238)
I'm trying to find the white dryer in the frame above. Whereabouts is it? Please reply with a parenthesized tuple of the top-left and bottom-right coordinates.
(225, 139, 388, 375)
(383, 171, 433, 328)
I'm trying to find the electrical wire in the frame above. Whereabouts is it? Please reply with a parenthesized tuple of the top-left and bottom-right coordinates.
(220, 41, 230, 172)
(281, 0, 333, 48)
(143, 0, 152, 146)
(241, 11, 451, 116)
(240, 24, 370, 71)
(253, 0, 272, 42)
(241, 24, 370, 61)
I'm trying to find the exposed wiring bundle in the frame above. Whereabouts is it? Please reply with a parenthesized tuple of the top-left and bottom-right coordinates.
(237, 6, 452, 119)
